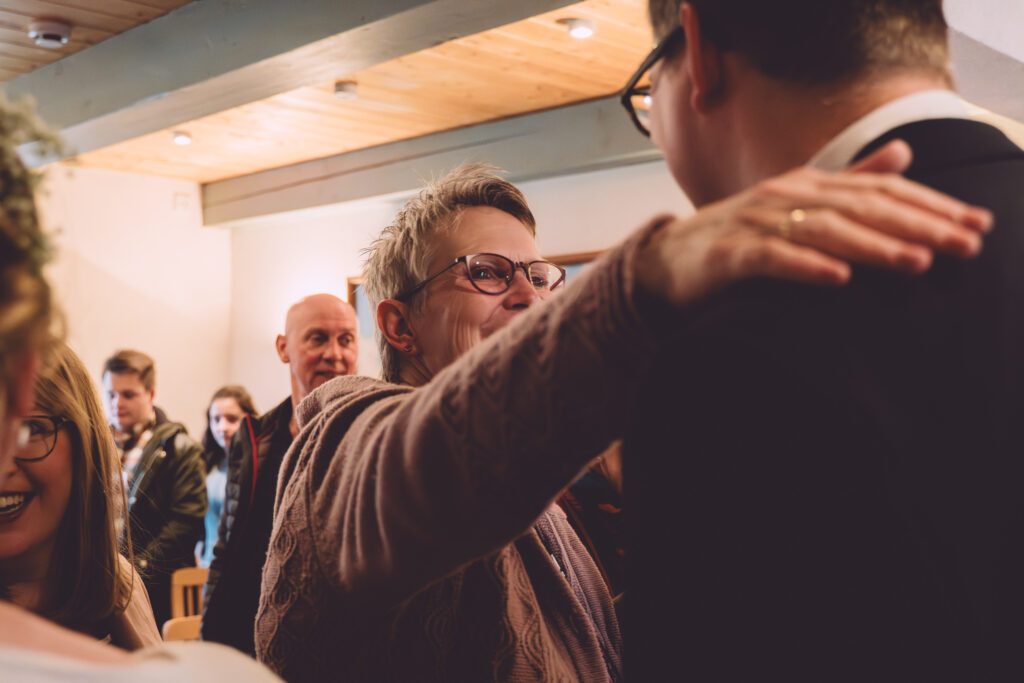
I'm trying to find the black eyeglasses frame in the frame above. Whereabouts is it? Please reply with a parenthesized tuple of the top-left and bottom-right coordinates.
(395, 253, 567, 303)
(619, 25, 685, 137)
(15, 415, 70, 463)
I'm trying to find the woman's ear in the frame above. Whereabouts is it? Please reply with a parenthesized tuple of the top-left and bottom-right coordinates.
(376, 299, 419, 355)
(681, 2, 724, 113)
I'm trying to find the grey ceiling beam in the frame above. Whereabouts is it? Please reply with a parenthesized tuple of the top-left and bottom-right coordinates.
(5, 0, 577, 162)
(202, 96, 661, 226)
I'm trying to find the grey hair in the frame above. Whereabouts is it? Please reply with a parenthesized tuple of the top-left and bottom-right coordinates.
(361, 163, 536, 383)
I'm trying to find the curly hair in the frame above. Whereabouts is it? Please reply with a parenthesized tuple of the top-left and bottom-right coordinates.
(0, 93, 62, 403)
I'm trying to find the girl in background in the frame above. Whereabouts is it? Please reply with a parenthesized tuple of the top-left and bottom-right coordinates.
(199, 386, 256, 566)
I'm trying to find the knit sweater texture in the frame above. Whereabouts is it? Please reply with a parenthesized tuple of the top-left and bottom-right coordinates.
(255, 219, 669, 681)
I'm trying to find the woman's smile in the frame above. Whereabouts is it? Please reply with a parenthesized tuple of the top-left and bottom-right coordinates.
(0, 491, 36, 524)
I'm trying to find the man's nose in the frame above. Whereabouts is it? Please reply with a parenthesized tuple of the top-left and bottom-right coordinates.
(323, 339, 343, 362)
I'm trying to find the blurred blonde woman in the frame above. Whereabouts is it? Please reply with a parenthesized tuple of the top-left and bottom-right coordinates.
(0, 342, 160, 648)
(0, 95, 279, 681)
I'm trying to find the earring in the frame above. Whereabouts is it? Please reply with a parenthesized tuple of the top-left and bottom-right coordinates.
(403, 344, 415, 354)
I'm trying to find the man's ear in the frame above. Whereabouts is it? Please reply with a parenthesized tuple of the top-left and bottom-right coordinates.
(376, 299, 418, 355)
(681, 2, 724, 113)
(275, 334, 289, 364)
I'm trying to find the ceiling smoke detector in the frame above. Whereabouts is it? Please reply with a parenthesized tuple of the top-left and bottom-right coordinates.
(333, 80, 359, 100)
(28, 20, 72, 49)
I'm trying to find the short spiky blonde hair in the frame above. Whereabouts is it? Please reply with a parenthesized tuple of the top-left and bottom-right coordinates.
(362, 164, 536, 383)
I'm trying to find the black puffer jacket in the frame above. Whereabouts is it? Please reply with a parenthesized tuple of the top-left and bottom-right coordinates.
(202, 397, 293, 654)
(126, 419, 206, 627)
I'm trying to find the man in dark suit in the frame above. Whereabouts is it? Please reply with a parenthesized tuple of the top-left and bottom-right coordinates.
(622, 1, 1024, 680)
(203, 294, 358, 654)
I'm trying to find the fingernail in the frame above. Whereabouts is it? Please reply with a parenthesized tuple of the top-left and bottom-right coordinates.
(948, 232, 982, 256)
(899, 248, 932, 272)
(969, 208, 994, 233)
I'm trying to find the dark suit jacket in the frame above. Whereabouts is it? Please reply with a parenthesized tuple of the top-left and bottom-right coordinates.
(625, 120, 1024, 682)
(127, 419, 207, 627)
(203, 397, 293, 655)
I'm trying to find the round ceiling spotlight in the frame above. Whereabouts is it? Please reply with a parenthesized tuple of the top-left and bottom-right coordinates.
(28, 20, 72, 49)
(559, 17, 595, 40)
(333, 80, 359, 100)
(171, 131, 192, 146)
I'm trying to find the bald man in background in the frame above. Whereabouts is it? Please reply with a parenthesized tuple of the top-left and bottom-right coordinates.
(203, 294, 358, 654)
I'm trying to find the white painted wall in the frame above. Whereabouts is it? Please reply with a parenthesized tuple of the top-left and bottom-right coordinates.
(227, 159, 691, 408)
(228, 196, 401, 410)
(519, 161, 692, 256)
(945, 0, 1024, 63)
(25, 160, 686, 429)
(37, 165, 231, 439)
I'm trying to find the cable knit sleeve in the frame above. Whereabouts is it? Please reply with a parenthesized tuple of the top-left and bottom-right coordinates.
(275, 217, 673, 613)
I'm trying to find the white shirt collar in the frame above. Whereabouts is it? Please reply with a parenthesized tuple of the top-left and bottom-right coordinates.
(809, 90, 973, 171)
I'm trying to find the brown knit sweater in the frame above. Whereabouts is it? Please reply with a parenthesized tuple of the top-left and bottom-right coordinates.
(255, 220, 669, 682)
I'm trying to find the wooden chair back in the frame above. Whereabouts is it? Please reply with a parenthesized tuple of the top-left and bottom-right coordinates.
(170, 566, 208, 619)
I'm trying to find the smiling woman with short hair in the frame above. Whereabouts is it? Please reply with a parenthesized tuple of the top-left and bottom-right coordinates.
(256, 157, 992, 682)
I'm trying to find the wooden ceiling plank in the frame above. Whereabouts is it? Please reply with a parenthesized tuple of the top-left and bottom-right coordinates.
(482, 19, 647, 67)
(0, 54, 47, 71)
(220, 107, 445, 145)
(118, 0, 195, 11)
(415, 44, 604, 91)
(0, 8, 121, 36)
(0, 27, 104, 52)
(19, 0, 168, 22)
(409, 46, 608, 98)
(263, 88, 487, 128)
(0, 1, 137, 32)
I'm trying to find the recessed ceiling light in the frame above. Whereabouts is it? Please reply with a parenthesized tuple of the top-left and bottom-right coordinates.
(27, 20, 72, 49)
(334, 80, 359, 100)
(172, 131, 192, 146)
(559, 18, 595, 40)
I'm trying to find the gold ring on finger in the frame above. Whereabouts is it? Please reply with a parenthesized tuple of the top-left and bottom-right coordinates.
(778, 208, 807, 240)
